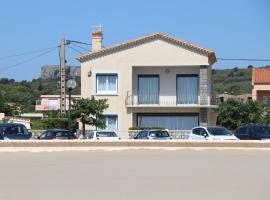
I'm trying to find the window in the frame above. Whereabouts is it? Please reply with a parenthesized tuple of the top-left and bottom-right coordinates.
(138, 114, 198, 130)
(96, 131, 117, 137)
(192, 128, 201, 135)
(101, 115, 118, 131)
(199, 129, 208, 136)
(96, 74, 118, 94)
(149, 131, 170, 138)
(48, 98, 58, 110)
(235, 127, 248, 136)
(138, 75, 159, 104)
(87, 132, 94, 139)
(177, 75, 198, 104)
(207, 127, 232, 136)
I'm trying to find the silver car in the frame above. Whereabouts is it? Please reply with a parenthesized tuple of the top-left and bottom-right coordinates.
(134, 130, 172, 140)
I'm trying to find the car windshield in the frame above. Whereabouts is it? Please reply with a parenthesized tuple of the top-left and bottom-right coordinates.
(1, 125, 28, 135)
(149, 131, 170, 138)
(207, 127, 232, 136)
(96, 132, 117, 137)
(252, 126, 270, 136)
(55, 131, 70, 137)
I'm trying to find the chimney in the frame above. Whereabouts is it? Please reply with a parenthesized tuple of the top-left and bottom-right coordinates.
(91, 26, 103, 51)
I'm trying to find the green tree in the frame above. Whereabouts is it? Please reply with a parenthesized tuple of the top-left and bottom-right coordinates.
(72, 97, 109, 136)
(216, 99, 266, 130)
(0, 93, 18, 116)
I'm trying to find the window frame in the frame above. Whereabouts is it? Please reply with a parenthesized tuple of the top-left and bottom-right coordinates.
(101, 115, 118, 131)
(96, 74, 118, 95)
(137, 74, 160, 104)
(176, 74, 199, 104)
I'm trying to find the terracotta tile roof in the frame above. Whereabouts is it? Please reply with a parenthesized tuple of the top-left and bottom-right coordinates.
(253, 68, 270, 84)
(75, 32, 216, 64)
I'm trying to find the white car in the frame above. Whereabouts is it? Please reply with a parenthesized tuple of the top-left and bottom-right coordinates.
(189, 126, 238, 140)
(85, 131, 121, 141)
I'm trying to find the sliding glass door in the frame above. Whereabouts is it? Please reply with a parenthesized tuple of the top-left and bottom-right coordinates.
(177, 75, 198, 104)
(138, 114, 199, 130)
(138, 75, 159, 104)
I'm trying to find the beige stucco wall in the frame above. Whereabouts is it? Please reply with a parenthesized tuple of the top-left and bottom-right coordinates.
(132, 66, 201, 104)
(80, 39, 210, 131)
(252, 84, 270, 101)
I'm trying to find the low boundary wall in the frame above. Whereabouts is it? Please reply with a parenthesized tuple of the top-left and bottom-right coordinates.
(1, 140, 270, 149)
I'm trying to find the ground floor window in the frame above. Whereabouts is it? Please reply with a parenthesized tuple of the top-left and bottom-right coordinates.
(137, 114, 198, 130)
(101, 115, 118, 131)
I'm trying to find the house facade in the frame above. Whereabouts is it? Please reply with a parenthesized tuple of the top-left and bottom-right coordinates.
(76, 30, 217, 132)
(35, 95, 81, 111)
(252, 68, 270, 104)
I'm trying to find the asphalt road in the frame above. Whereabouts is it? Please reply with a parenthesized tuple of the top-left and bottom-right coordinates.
(0, 149, 270, 200)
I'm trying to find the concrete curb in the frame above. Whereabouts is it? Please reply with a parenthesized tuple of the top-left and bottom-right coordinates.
(1, 140, 270, 149)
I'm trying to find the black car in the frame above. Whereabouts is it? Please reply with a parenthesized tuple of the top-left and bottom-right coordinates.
(234, 124, 270, 140)
(37, 130, 77, 140)
(0, 123, 32, 140)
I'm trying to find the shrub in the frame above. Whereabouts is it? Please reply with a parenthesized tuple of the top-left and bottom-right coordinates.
(31, 118, 78, 132)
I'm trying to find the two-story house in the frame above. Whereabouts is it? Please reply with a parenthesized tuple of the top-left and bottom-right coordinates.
(76, 29, 217, 132)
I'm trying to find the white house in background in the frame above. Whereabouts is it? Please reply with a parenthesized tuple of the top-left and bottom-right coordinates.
(35, 95, 81, 111)
(76, 29, 217, 132)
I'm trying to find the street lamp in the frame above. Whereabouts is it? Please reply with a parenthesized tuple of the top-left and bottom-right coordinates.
(66, 79, 77, 131)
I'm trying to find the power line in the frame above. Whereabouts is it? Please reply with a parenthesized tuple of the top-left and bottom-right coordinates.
(0, 46, 59, 60)
(0, 47, 59, 71)
(66, 40, 91, 46)
(67, 46, 82, 54)
(71, 43, 89, 52)
(217, 58, 270, 62)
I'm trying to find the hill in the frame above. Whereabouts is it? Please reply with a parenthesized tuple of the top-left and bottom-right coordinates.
(41, 65, 81, 79)
(212, 67, 252, 95)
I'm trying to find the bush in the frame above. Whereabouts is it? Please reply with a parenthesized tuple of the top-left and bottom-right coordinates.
(31, 118, 78, 132)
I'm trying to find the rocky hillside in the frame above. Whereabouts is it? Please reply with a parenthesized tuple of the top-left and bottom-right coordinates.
(40, 65, 81, 79)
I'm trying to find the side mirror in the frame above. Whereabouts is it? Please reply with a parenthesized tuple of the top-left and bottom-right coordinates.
(204, 133, 208, 138)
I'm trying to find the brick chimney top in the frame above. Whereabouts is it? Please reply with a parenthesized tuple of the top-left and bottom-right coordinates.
(91, 26, 103, 51)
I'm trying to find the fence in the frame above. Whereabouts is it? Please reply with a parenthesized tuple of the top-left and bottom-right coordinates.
(75, 129, 190, 140)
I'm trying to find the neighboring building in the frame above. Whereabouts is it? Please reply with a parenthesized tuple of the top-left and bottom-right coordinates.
(35, 95, 81, 111)
(252, 68, 270, 104)
(76, 29, 217, 132)
(216, 93, 252, 103)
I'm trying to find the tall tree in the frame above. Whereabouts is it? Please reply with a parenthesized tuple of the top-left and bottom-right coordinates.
(72, 97, 109, 137)
(216, 99, 266, 130)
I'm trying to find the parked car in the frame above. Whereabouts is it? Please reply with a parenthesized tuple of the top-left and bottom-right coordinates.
(134, 130, 172, 140)
(0, 128, 4, 140)
(234, 124, 270, 140)
(85, 131, 121, 140)
(189, 126, 238, 140)
(0, 123, 32, 140)
(37, 130, 77, 140)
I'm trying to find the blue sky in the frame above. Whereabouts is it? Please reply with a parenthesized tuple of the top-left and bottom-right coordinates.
(0, 0, 269, 81)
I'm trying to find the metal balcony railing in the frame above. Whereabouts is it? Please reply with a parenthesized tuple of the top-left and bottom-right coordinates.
(126, 94, 200, 106)
(126, 92, 218, 107)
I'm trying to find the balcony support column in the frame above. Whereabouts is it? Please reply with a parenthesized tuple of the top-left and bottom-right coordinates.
(200, 108, 208, 126)
(199, 65, 209, 105)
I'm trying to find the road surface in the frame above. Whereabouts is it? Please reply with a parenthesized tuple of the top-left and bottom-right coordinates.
(0, 149, 270, 200)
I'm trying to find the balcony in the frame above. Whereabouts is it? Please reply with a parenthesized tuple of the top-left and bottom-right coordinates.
(125, 93, 218, 108)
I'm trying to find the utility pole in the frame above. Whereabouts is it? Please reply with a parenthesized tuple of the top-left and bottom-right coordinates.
(60, 38, 66, 114)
